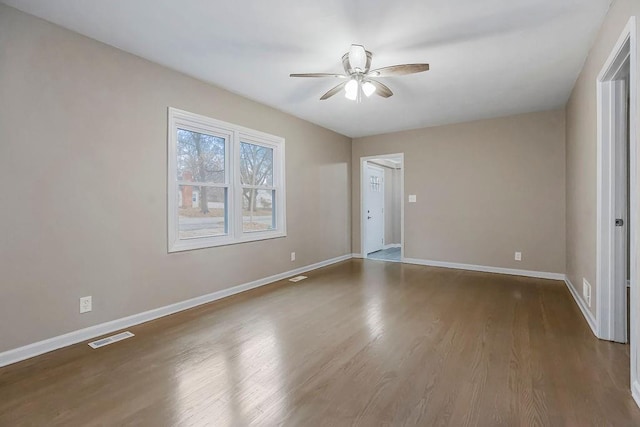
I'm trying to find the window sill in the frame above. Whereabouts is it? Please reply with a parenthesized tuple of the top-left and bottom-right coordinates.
(168, 230, 287, 253)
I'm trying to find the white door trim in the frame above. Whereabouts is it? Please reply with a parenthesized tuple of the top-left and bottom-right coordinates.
(596, 15, 637, 393)
(360, 154, 404, 260)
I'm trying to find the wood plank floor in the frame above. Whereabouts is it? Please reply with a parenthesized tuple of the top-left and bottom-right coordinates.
(1, 259, 640, 426)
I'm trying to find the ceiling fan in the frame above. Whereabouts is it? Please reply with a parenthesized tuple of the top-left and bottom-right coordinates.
(290, 44, 429, 102)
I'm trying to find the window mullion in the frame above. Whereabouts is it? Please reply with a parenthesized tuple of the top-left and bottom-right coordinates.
(224, 134, 232, 237)
(233, 130, 243, 240)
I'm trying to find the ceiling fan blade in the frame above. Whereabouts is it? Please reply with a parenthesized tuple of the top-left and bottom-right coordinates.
(320, 81, 348, 100)
(367, 64, 430, 77)
(290, 73, 346, 78)
(368, 80, 393, 98)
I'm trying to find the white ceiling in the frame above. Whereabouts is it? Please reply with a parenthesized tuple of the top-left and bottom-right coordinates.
(3, 0, 611, 137)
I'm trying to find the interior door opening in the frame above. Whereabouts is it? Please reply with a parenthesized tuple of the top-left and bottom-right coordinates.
(361, 154, 404, 263)
(595, 15, 637, 401)
(610, 56, 631, 344)
(625, 67, 631, 343)
(600, 51, 632, 344)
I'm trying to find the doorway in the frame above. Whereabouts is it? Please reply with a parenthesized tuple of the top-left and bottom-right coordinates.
(365, 164, 385, 254)
(596, 16, 637, 394)
(361, 154, 404, 262)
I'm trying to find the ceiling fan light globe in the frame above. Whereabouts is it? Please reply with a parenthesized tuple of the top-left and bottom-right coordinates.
(348, 44, 367, 72)
(345, 79, 358, 100)
(362, 81, 376, 97)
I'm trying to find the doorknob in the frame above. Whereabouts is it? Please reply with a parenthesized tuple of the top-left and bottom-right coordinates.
(367, 216, 372, 219)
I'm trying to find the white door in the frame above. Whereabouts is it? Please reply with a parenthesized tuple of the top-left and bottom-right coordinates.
(365, 164, 384, 254)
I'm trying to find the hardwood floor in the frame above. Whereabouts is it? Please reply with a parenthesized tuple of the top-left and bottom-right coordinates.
(1, 259, 640, 426)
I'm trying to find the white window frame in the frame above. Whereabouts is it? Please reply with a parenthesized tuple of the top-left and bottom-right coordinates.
(168, 108, 286, 252)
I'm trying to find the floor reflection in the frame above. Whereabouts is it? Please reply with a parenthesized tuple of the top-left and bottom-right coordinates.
(235, 320, 287, 424)
(365, 294, 385, 340)
(175, 347, 237, 426)
(174, 318, 287, 425)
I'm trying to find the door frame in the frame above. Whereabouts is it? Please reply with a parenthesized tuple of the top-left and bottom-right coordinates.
(360, 153, 404, 259)
(596, 16, 637, 395)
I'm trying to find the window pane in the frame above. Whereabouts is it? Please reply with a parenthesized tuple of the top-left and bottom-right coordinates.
(178, 186, 227, 239)
(240, 142, 273, 186)
(242, 189, 275, 232)
(177, 129, 225, 183)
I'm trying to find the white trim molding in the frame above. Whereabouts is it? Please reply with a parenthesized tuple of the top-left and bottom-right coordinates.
(565, 277, 598, 336)
(401, 257, 565, 281)
(633, 381, 640, 409)
(0, 254, 352, 368)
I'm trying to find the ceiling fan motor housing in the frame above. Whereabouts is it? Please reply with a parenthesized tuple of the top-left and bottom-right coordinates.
(342, 49, 373, 75)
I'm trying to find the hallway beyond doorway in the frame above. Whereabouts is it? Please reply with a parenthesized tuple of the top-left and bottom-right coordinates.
(367, 247, 401, 262)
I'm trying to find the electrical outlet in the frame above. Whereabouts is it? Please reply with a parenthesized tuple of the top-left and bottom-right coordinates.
(291, 252, 296, 262)
(408, 195, 417, 203)
(80, 296, 92, 314)
(583, 279, 592, 307)
(515, 252, 522, 261)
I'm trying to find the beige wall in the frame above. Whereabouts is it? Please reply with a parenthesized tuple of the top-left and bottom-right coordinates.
(565, 0, 640, 380)
(0, 5, 351, 353)
(353, 110, 566, 274)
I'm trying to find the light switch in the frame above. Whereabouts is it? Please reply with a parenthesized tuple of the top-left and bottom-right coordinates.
(409, 195, 417, 203)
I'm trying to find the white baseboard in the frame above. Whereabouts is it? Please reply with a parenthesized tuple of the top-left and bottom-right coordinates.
(564, 277, 598, 337)
(633, 381, 640, 409)
(352, 253, 364, 259)
(401, 257, 565, 281)
(0, 254, 353, 368)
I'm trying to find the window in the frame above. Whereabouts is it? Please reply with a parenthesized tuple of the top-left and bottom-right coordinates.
(168, 108, 285, 252)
